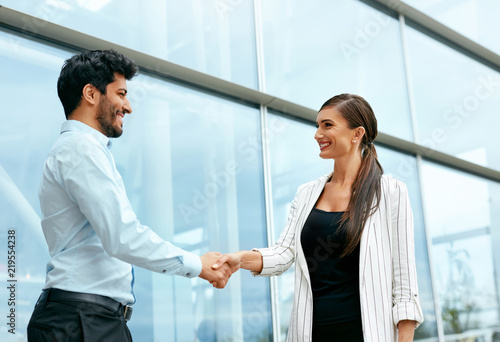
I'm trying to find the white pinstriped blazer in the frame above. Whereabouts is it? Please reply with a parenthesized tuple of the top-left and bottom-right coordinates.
(253, 173, 424, 342)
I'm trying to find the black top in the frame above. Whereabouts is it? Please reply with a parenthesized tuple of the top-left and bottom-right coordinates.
(300, 208, 361, 325)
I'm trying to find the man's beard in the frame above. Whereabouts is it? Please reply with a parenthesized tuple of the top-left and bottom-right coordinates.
(96, 95, 122, 138)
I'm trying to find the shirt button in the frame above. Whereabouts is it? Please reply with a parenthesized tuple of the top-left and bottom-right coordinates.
(186, 273, 191, 277)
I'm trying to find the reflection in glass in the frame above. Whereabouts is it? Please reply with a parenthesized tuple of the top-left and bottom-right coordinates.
(402, 0, 500, 56)
(0, 27, 272, 340)
(1, 0, 258, 89)
(260, 0, 413, 141)
(405, 25, 500, 171)
(0, 29, 72, 340)
(421, 161, 500, 339)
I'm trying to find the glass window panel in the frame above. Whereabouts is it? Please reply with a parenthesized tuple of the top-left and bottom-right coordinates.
(403, 0, 500, 56)
(421, 161, 500, 339)
(406, 25, 500, 171)
(1, 0, 258, 89)
(0, 29, 72, 341)
(0, 28, 272, 340)
(260, 0, 413, 141)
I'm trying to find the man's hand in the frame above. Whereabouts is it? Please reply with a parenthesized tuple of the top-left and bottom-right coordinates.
(198, 252, 232, 289)
(212, 252, 243, 274)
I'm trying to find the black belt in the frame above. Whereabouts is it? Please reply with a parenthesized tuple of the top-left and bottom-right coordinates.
(40, 288, 133, 322)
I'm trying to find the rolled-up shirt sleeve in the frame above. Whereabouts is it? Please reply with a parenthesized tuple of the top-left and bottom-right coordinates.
(390, 180, 424, 328)
(53, 138, 201, 278)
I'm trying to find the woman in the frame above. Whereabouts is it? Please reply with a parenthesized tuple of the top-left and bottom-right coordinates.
(213, 94, 424, 341)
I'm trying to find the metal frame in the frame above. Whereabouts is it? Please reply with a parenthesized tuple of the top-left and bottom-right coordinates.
(372, 0, 500, 71)
(415, 155, 446, 342)
(1, 5, 499, 184)
(431, 227, 490, 245)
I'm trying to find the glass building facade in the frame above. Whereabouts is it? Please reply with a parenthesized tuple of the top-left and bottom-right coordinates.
(1, 1, 499, 341)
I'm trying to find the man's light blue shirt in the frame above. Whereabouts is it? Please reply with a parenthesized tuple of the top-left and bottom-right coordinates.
(39, 120, 202, 305)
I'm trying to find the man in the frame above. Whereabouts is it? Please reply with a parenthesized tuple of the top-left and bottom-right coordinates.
(27, 49, 231, 341)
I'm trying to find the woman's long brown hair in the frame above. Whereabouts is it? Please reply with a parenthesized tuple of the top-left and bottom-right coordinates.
(320, 94, 383, 258)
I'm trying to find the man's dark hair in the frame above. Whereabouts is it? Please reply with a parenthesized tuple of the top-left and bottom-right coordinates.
(57, 49, 138, 118)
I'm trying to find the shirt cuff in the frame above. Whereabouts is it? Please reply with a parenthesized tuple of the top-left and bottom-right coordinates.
(177, 252, 202, 278)
(250, 248, 274, 277)
(392, 296, 424, 328)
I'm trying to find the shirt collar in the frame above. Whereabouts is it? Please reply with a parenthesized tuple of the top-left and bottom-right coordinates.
(61, 120, 112, 148)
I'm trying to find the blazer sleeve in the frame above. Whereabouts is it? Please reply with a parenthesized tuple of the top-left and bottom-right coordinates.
(391, 179, 425, 328)
(251, 184, 307, 277)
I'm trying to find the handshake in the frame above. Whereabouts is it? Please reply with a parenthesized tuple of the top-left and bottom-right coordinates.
(198, 250, 263, 289)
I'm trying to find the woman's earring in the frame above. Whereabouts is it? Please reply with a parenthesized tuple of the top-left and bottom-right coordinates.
(353, 140, 357, 143)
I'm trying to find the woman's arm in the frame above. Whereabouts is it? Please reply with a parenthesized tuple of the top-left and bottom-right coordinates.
(212, 183, 311, 284)
(398, 320, 416, 342)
